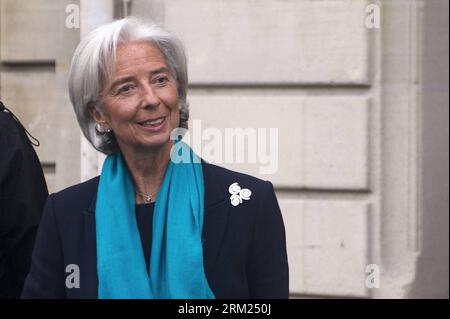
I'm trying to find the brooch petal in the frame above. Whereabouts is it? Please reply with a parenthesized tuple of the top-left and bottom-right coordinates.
(228, 182, 251, 206)
(229, 182, 241, 195)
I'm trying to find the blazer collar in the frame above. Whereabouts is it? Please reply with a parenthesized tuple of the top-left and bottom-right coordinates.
(200, 161, 230, 273)
(87, 189, 97, 214)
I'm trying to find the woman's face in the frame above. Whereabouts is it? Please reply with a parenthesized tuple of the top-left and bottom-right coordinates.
(91, 41, 180, 154)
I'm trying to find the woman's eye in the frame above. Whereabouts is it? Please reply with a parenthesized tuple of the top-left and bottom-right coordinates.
(154, 76, 169, 85)
(117, 84, 135, 95)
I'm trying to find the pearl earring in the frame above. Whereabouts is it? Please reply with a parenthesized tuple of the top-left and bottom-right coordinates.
(95, 123, 112, 134)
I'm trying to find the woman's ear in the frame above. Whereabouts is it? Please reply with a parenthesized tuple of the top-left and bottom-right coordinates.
(88, 102, 106, 125)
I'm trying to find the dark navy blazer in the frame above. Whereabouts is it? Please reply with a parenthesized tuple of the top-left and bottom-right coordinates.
(22, 162, 289, 299)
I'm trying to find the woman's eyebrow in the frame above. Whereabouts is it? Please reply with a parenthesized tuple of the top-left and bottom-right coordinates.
(150, 67, 170, 75)
(109, 67, 171, 89)
(109, 76, 135, 90)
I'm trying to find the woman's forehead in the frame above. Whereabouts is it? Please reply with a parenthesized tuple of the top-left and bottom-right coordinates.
(115, 42, 166, 68)
(103, 42, 170, 90)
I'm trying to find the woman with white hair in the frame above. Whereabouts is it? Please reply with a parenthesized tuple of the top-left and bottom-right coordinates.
(22, 17, 288, 299)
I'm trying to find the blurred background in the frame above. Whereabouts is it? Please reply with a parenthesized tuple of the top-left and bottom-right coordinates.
(0, 0, 448, 298)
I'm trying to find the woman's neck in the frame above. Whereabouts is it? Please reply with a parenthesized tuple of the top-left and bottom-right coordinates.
(119, 140, 173, 204)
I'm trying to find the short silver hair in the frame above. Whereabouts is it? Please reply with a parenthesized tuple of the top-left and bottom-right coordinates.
(68, 17, 189, 154)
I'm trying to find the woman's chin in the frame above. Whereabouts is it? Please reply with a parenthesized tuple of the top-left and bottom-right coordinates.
(140, 135, 173, 150)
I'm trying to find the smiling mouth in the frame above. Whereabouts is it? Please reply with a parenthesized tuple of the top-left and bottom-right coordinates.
(138, 116, 166, 127)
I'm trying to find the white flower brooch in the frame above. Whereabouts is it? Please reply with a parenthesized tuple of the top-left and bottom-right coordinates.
(228, 182, 252, 207)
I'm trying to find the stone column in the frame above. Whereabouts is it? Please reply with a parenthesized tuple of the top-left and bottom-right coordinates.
(79, 0, 114, 181)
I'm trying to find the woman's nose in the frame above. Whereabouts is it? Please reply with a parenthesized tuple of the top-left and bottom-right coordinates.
(141, 83, 160, 108)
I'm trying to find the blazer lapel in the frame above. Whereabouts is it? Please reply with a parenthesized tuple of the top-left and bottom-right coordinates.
(201, 161, 230, 275)
(82, 186, 99, 298)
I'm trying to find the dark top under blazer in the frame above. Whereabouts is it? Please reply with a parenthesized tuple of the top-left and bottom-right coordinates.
(22, 161, 289, 299)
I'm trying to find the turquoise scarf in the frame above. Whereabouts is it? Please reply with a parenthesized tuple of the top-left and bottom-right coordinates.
(95, 141, 215, 299)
